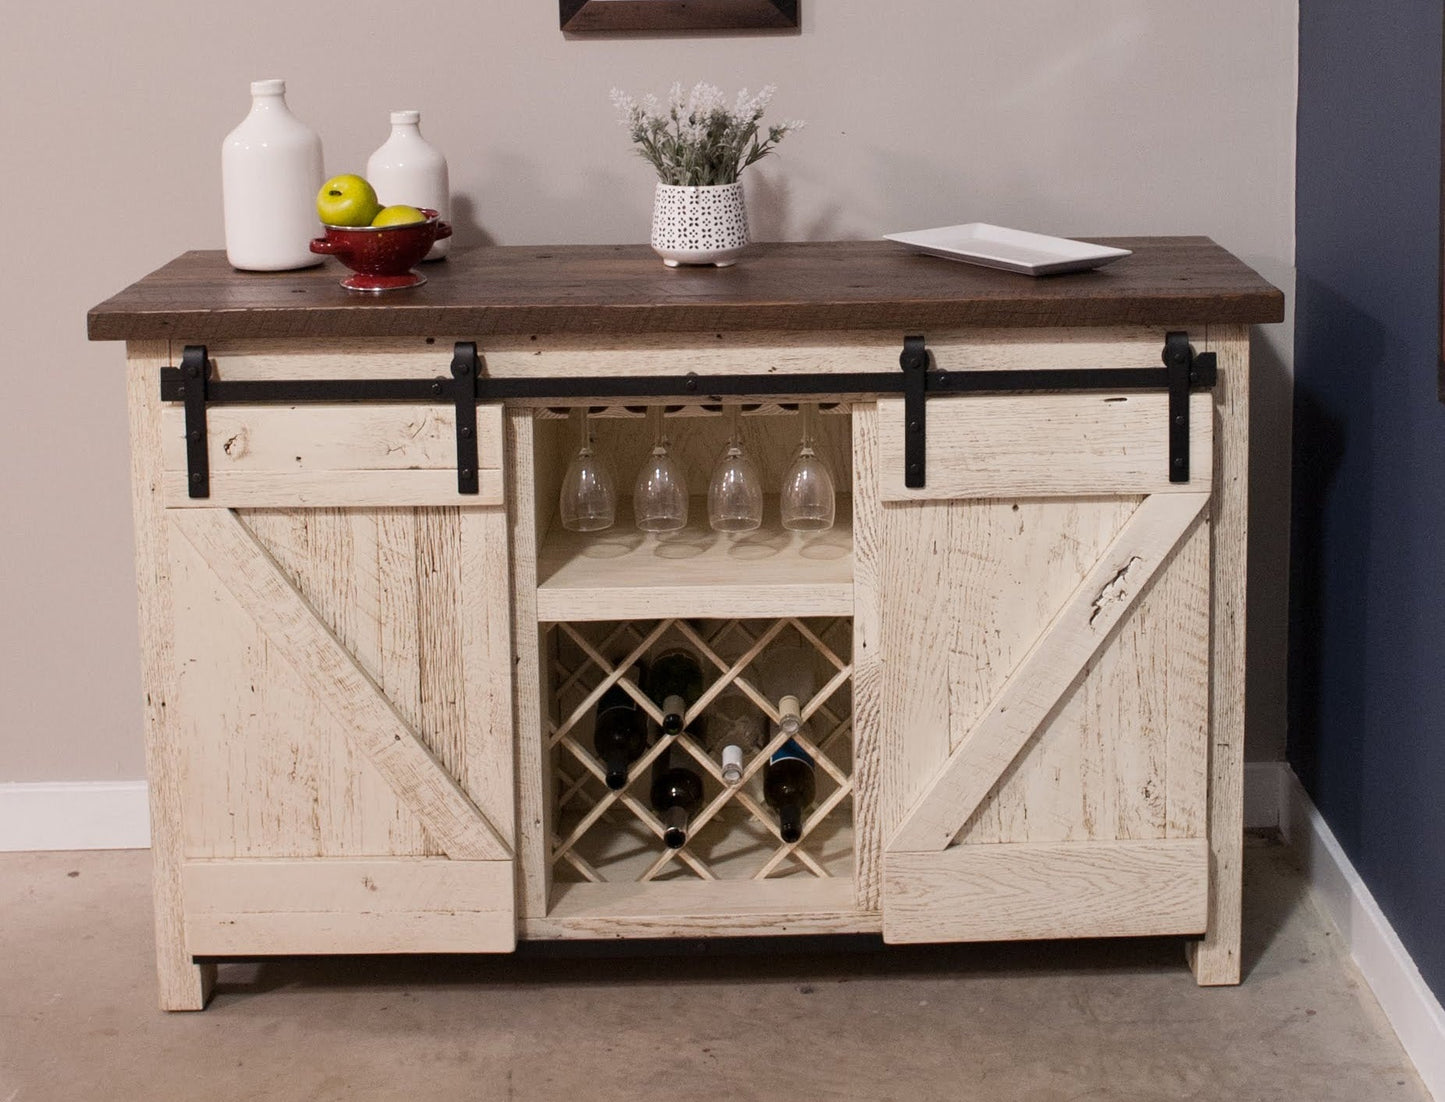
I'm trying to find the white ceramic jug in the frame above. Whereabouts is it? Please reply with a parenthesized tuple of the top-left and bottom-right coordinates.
(366, 110, 451, 260)
(221, 79, 324, 271)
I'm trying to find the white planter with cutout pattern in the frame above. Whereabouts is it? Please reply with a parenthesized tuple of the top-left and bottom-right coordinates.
(650, 182, 749, 268)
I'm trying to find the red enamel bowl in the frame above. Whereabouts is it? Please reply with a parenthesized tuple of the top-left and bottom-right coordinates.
(310, 209, 452, 292)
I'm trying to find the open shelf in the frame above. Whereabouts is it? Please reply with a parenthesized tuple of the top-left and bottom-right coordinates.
(536, 495, 853, 622)
(544, 617, 855, 901)
(529, 877, 873, 940)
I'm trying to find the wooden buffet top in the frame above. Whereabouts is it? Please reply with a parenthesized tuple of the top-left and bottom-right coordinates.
(88, 238, 1283, 343)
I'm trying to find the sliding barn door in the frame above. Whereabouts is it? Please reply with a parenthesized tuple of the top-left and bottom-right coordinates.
(856, 388, 1213, 943)
(161, 400, 516, 955)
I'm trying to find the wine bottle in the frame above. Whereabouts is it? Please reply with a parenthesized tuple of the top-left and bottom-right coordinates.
(764, 738, 816, 844)
(706, 686, 765, 785)
(762, 644, 815, 736)
(647, 647, 704, 736)
(592, 666, 647, 791)
(650, 744, 705, 848)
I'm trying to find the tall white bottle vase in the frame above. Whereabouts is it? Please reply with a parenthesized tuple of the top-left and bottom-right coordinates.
(221, 79, 324, 271)
(366, 110, 451, 260)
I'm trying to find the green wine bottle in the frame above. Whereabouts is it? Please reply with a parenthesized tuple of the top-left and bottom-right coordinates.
(764, 738, 816, 844)
(647, 647, 704, 736)
(592, 665, 647, 791)
(649, 744, 705, 848)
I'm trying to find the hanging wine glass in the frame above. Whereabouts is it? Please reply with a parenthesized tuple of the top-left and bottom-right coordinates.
(707, 406, 763, 533)
(633, 407, 689, 532)
(559, 407, 615, 532)
(780, 403, 836, 532)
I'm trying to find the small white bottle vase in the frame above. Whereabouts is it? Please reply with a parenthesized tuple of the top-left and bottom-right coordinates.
(221, 79, 324, 271)
(366, 110, 451, 260)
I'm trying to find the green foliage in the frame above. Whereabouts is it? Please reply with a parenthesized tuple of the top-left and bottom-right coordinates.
(612, 82, 802, 187)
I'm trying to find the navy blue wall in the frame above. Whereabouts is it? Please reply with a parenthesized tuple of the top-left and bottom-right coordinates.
(1292, 4, 1445, 999)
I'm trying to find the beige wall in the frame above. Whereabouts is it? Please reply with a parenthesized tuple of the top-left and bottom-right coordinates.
(0, 1, 1297, 781)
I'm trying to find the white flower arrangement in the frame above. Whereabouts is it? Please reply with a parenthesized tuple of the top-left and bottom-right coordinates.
(611, 82, 803, 187)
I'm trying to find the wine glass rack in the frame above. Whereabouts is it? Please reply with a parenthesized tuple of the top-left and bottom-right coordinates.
(545, 615, 854, 885)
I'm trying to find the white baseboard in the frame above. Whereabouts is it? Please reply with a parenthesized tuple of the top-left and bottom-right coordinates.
(0, 781, 151, 852)
(1280, 765, 1445, 1102)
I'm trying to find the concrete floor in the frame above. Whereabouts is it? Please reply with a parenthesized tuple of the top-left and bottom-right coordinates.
(0, 836, 1429, 1102)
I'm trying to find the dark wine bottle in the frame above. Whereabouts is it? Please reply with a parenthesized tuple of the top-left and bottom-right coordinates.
(647, 647, 704, 736)
(593, 666, 647, 791)
(763, 739, 816, 844)
(649, 745, 705, 848)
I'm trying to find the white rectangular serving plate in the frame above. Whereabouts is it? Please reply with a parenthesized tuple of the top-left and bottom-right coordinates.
(883, 223, 1132, 276)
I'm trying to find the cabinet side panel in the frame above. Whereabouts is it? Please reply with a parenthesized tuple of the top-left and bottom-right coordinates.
(127, 341, 215, 1010)
(1190, 326, 1250, 986)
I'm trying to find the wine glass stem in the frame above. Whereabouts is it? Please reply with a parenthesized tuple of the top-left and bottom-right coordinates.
(578, 407, 591, 454)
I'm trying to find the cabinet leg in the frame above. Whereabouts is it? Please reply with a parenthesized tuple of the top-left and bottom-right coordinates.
(1187, 845, 1243, 985)
(157, 956, 215, 1012)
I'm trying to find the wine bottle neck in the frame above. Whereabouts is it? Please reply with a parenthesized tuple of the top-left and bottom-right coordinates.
(602, 751, 630, 791)
(661, 805, 690, 848)
(778, 693, 802, 733)
(778, 803, 804, 843)
(663, 693, 686, 730)
(721, 744, 744, 784)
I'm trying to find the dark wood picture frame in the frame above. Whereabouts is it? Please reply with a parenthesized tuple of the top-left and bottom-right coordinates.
(561, 0, 798, 34)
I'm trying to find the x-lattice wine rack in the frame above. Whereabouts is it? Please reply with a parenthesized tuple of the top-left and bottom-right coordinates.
(546, 616, 855, 885)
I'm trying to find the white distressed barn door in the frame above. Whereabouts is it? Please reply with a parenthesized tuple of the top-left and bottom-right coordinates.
(161, 401, 516, 955)
(857, 389, 1214, 944)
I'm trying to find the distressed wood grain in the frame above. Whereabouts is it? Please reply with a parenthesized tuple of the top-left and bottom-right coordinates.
(1189, 326, 1250, 985)
(884, 839, 1208, 943)
(170, 508, 509, 862)
(126, 340, 216, 1010)
(888, 492, 1209, 854)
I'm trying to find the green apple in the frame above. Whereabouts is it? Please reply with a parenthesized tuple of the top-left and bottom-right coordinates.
(316, 174, 382, 227)
(371, 204, 428, 227)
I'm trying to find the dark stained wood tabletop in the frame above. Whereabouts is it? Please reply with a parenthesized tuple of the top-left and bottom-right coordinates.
(87, 239, 1284, 342)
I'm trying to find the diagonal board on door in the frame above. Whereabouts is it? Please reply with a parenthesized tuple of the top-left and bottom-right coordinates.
(878, 486, 1212, 945)
(170, 507, 510, 862)
(888, 491, 1210, 854)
